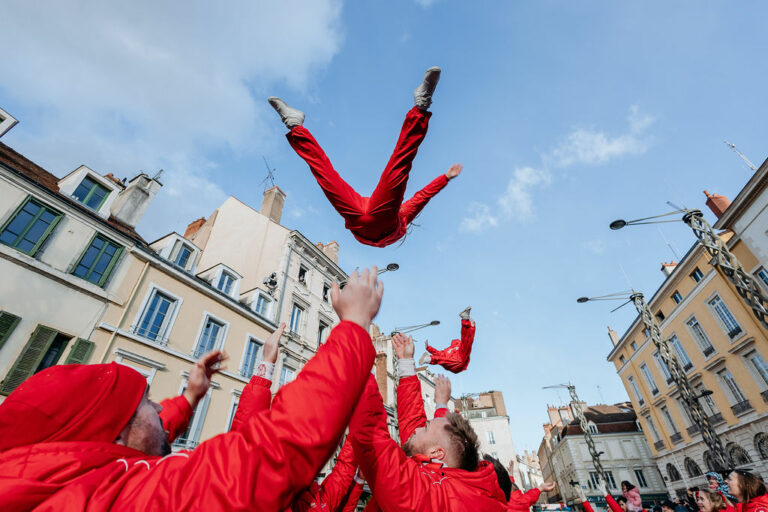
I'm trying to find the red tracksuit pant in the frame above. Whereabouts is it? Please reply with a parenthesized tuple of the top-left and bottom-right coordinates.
(426, 319, 476, 373)
(286, 107, 432, 245)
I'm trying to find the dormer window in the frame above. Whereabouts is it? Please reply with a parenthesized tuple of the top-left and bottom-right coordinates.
(73, 176, 110, 210)
(172, 243, 193, 268)
(588, 422, 598, 435)
(216, 271, 236, 295)
(151, 234, 199, 272)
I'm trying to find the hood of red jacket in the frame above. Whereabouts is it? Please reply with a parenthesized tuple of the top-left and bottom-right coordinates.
(442, 460, 508, 503)
(0, 441, 150, 510)
(742, 495, 768, 512)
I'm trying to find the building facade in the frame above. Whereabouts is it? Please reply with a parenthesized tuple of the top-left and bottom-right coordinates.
(516, 450, 545, 493)
(537, 403, 667, 511)
(607, 182, 768, 498)
(457, 390, 520, 476)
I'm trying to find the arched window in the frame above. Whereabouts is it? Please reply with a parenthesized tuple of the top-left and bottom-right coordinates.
(727, 442, 753, 466)
(684, 457, 702, 477)
(755, 433, 768, 460)
(667, 463, 682, 482)
(703, 450, 725, 472)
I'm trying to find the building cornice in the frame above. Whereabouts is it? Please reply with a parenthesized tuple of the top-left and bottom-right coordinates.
(714, 156, 768, 231)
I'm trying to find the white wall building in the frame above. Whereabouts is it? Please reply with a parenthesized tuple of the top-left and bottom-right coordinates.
(457, 390, 519, 474)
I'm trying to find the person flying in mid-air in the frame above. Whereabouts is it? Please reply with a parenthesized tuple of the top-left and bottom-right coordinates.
(419, 306, 476, 374)
(268, 66, 462, 248)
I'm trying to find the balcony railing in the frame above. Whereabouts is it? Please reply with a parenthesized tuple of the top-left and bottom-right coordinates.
(683, 362, 693, 371)
(670, 432, 683, 444)
(687, 424, 700, 435)
(702, 346, 715, 357)
(131, 325, 170, 346)
(708, 413, 725, 426)
(730, 400, 753, 415)
(654, 440, 665, 451)
(762, 390, 768, 404)
(728, 326, 743, 339)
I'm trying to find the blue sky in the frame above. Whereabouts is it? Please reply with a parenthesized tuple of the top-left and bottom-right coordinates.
(2, 1, 767, 453)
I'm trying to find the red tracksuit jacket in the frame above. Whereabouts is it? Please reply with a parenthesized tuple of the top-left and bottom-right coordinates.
(508, 488, 541, 512)
(352, 374, 508, 511)
(0, 321, 374, 511)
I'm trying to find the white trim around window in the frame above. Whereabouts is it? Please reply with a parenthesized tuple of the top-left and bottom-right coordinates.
(114, 348, 165, 385)
(192, 311, 230, 357)
(131, 283, 184, 345)
(240, 332, 265, 377)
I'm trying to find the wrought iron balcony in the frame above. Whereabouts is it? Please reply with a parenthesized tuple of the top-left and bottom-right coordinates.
(687, 424, 700, 435)
(703, 346, 715, 357)
(708, 413, 725, 426)
(731, 400, 753, 415)
(728, 326, 743, 339)
(670, 432, 683, 444)
(654, 440, 665, 451)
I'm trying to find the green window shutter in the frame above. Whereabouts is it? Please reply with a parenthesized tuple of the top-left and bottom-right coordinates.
(0, 326, 57, 395)
(64, 338, 95, 364)
(0, 312, 21, 351)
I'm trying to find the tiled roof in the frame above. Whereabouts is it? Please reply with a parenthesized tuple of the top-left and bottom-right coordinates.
(0, 142, 145, 244)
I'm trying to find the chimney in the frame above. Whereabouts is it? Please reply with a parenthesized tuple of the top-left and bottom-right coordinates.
(109, 173, 162, 228)
(607, 326, 620, 346)
(704, 190, 731, 219)
(661, 261, 677, 276)
(320, 240, 339, 264)
(261, 186, 286, 224)
(185, 217, 206, 238)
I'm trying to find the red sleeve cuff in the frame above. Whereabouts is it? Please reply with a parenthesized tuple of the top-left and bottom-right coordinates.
(434, 407, 448, 418)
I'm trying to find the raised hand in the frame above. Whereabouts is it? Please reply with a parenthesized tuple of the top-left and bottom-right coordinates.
(263, 322, 286, 364)
(184, 350, 228, 407)
(445, 163, 463, 180)
(539, 481, 557, 493)
(392, 333, 414, 359)
(434, 374, 451, 405)
(330, 266, 384, 330)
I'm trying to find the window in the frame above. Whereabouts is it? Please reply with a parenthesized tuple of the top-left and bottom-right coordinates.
(279, 364, 295, 388)
(72, 235, 122, 286)
(253, 294, 270, 318)
(619, 355, 626, 364)
(661, 406, 679, 434)
(644, 416, 661, 442)
(174, 380, 211, 449)
(669, 335, 693, 370)
(746, 351, 768, 388)
(755, 432, 768, 460)
(667, 463, 682, 482)
(690, 267, 704, 283)
(588, 472, 601, 489)
(487, 431, 496, 445)
(643, 328, 650, 339)
(227, 396, 239, 431)
(604, 471, 617, 489)
(676, 398, 694, 426)
(298, 265, 307, 285)
(708, 295, 742, 339)
(172, 243, 193, 268)
(135, 289, 178, 342)
(628, 376, 644, 405)
(686, 316, 714, 356)
(755, 267, 768, 291)
(696, 385, 719, 417)
(72, 175, 110, 210)
(194, 317, 225, 358)
(588, 423, 598, 435)
(684, 457, 702, 477)
(322, 283, 330, 303)
(216, 271, 235, 295)
(0, 326, 72, 395)
(241, 337, 263, 376)
(655, 310, 665, 322)
(640, 363, 659, 394)
(317, 321, 329, 346)
(654, 352, 672, 382)
(634, 469, 648, 487)
(0, 311, 21, 351)
(0, 198, 62, 255)
(631, 341, 638, 351)
(672, 291, 683, 304)
(728, 443, 753, 466)
(718, 368, 747, 404)
(290, 303, 304, 334)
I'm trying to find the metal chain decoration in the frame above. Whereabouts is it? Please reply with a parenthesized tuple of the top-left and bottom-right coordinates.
(565, 384, 609, 488)
(683, 210, 768, 330)
(631, 292, 732, 470)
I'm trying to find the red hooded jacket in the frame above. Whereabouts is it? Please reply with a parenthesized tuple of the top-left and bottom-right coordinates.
(352, 375, 508, 511)
(0, 321, 374, 511)
(508, 488, 541, 512)
(739, 495, 768, 512)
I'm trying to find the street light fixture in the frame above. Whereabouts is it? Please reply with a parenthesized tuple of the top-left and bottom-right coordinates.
(340, 262, 399, 288)
(608, 207, 768, 329)
(390, 320, 440, 336)
(579, 289, 732, 470)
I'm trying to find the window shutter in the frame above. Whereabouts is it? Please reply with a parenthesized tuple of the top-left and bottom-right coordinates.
(0, 312, 21, 350)
(65, 338, 95, 364)
(0, 325, 57, 395)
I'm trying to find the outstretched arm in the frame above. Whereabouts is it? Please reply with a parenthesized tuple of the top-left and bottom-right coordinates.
(399, 165, 460, 224)
(292, 438, 358, 512)
(393, 333, 427, 443)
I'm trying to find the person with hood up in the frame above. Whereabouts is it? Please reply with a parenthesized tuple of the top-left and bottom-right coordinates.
(726, 469, 768, 512)
(708, 472, 738, 505)
(418, 306, 476, 374)
(0, 266, 384, 512)
(351, 330, 508, 511)
(268, 67, 463, 248)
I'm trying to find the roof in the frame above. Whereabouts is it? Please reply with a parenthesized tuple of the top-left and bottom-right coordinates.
(560, 403, 638, 437)
(0, 142, 145, 244)
(714, 155, 768, 231)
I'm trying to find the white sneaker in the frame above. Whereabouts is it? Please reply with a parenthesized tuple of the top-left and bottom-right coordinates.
(459, 306, 472, 320)
(268, 97, 305, 128)
(413, 67, 441, 110)
(419, 352, 431, 366)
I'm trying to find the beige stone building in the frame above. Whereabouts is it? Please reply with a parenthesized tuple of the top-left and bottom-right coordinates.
(607, 170, 768, 496)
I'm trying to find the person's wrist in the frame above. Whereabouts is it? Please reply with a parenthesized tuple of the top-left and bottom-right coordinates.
(340, 313, 371, 331)
(183, 389, 202, 408)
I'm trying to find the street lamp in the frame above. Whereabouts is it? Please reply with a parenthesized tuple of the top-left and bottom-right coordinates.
(390, 320, 440, 336)
(578, 291, 732, 470)
(609, 207, 768, 329)
(543, 383, 609, 489)
(340, 262, 399, 288)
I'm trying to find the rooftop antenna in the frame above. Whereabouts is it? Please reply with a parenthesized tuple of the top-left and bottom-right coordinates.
(151, 169, 164, 182)
(724, 140, 757, 172)
(596, 385, 606, 404)
(657, 226, 680, 260)
(261, 156, 277, 191)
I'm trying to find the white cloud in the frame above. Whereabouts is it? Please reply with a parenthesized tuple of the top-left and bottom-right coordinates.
(498, 166, 551, 219)
(0, 1, 343, 238)
(545, 105, 655, 168)
(459, 202, 498, 233)
(581, 239, 606, 254)
(414, 0, 441, 6)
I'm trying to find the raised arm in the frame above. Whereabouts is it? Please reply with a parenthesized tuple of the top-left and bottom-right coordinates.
(116, 268, 384, 511)
(393, 333, 427, 443)
(400, 174, 449, 224)
(292, 438, 357, 512)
